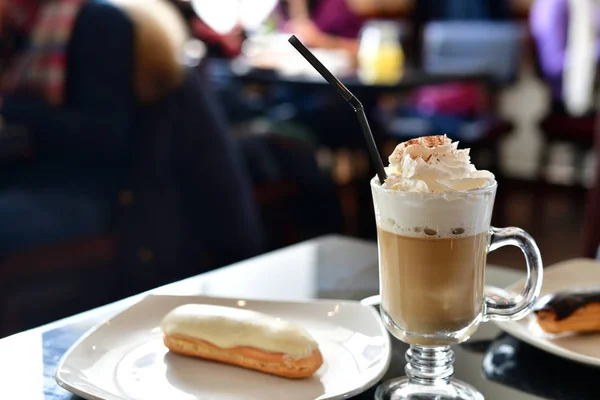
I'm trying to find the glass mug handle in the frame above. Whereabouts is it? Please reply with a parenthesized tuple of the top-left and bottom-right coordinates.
(483, 227, 544, 322)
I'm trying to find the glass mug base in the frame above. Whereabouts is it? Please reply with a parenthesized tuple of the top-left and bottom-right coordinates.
(375, 377, 484, 400)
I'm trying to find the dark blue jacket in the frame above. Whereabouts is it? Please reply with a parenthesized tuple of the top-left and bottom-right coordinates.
(0, 0, 264, 277)
(0, 0, 133, 252)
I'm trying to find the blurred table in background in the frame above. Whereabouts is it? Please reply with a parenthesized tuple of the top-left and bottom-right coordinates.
(206, 57, 493, 93)
(204, 54, 501, 155)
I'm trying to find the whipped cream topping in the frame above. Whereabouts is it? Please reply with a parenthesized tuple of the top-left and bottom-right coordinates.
(383, 135, 495, 193)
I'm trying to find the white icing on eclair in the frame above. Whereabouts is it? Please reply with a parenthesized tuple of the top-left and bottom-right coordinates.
(160, 304, 319, 359)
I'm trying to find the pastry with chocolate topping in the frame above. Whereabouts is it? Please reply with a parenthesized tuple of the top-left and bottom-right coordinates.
(534, 289, 600, 334)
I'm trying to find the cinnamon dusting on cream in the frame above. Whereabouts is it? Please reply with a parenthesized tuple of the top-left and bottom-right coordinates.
(383, 135, 495, 193)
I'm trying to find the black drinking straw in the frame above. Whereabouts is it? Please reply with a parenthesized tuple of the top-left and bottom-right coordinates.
(288, 35, 387, 184)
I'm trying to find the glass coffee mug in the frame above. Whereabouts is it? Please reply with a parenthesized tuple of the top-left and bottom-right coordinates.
(370, 178, 543, 400)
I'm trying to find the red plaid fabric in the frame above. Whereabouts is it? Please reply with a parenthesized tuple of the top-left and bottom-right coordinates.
(1, 0, 85, 105)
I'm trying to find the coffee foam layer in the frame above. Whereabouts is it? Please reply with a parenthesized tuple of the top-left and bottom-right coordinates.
(372, 178, 495, 238)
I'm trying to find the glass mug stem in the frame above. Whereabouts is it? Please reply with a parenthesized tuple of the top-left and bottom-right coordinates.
(376, 344, 479, 400)
(405, 345, 455, 385)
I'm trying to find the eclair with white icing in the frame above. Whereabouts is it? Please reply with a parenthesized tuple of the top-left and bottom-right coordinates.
(160, 304, 323, 378)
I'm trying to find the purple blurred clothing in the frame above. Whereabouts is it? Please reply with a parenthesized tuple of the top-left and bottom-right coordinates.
(279, 0, 365, 38)
(530, 0, 600, 100)
(311, 0, 365, 38)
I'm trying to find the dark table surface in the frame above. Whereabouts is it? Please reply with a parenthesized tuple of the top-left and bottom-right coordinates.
(0, 234, 597, 399)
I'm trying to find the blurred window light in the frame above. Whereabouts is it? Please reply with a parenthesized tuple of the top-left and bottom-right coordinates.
(191, 0, 278, 34)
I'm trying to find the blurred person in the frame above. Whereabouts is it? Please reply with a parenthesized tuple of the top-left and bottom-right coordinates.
(0, 0, 264, 270)
(530, 0, 600, 115)
(281, 0, 366, 57)
(0, 0, 186, 253)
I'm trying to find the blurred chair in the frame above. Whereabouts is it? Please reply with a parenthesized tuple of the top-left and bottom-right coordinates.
(530, 32, 596, 185)
(536, 110, 596, 185)
(238, 131, 344, 249)
(0, 0, 263, 336)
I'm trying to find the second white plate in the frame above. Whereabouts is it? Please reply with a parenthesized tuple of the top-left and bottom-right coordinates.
(495, 258, 600, 367)
(56, 294, 391, 400)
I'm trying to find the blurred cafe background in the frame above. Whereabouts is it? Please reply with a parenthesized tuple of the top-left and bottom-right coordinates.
(0, 0, 598, 337)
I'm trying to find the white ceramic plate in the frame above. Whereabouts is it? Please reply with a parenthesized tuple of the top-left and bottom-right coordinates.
(56, 295, 391, 400)
(495, 258, 600, 367)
